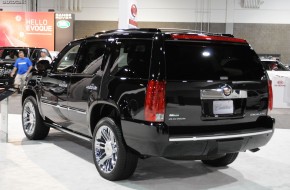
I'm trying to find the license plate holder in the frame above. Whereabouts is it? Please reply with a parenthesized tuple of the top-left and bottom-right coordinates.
(213, 100, 234, 115)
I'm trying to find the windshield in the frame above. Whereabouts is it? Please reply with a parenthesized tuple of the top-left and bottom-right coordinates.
(165, 41, 265, 81)
(0, 48, 29, 60)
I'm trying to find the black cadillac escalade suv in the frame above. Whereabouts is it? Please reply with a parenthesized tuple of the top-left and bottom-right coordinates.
(21, 28, 275, 181)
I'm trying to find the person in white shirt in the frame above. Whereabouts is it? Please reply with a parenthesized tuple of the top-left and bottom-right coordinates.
(38, 49, 52, 63)
(5, 51, 17, 60)
(36, 49, 52, 71)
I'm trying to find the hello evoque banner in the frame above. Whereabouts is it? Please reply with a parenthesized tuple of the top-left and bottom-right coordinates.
(0, 12, 55, 50)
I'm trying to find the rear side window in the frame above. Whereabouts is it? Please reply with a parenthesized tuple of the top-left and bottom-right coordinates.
(110, 40, 152, 79)
(165, 41, 265, 81)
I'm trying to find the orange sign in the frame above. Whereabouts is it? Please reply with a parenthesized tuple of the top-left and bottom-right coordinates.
(0, 12, 55, 50)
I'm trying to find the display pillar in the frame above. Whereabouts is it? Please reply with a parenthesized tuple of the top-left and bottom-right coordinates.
(0, 98, 8, 143)
(225, 0, 234, 34)
(118, 0, 138, 29)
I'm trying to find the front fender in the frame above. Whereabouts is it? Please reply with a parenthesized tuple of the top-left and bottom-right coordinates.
(22, 76, 43, 118)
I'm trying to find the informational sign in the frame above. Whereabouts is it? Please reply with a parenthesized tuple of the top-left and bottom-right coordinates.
(54, 13, 74, 51)
(0, 96, 8, 143)
(118, 0, 138, 29)
(0, 12, 55, 51)
(129, 2, 137, 28)
(267, 71, 290, 108)
(283, 77, 290, 104)
(0, 88, 15, 143)
(1, 0, 26, 4)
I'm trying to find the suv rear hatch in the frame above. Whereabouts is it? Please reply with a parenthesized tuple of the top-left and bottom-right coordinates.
(164, 34, 272, 137)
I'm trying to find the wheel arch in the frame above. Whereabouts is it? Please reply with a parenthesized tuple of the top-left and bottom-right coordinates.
(22, 88, 37, 105)
(89, 101, 122, 136)
(22, 88, 44, 118)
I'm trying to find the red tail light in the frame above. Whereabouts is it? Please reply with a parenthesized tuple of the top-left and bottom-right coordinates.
(144, 80, 166, 122)
(268, 80, 273, 111)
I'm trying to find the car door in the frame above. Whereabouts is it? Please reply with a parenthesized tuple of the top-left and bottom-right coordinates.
(30, 48, 39, 66)
(66, 40, 107, 136)
(40, 42, 81, 126)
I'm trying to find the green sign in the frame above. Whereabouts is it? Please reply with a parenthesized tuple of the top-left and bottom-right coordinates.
(57, 20, 70, 29)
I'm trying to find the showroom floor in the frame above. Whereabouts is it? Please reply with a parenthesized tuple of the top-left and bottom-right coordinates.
(1, 95, 290, 190)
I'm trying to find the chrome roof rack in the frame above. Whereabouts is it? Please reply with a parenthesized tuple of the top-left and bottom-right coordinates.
(95, 28, 160, 35)
(94, 31, 106, 36)
(93, 28, 235, 38)
(159, 28, 208, 33)
(159, 28, 235, 37)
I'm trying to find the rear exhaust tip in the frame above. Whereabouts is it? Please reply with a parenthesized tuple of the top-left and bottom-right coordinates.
(249, 148, 260, 153)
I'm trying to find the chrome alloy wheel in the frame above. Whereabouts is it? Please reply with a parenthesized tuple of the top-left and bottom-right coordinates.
(22, 101, 36, 135)
(94, 125, 118, 173)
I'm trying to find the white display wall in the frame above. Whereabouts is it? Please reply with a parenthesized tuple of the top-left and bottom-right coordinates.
(2, 0, 290, 24)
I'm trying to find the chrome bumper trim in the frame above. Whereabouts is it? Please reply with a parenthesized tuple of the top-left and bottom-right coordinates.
(169, 130, 273, 142)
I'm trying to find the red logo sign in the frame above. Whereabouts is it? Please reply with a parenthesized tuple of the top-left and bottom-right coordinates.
(277, 80, 284, 85)
(131, 4, 137, 18)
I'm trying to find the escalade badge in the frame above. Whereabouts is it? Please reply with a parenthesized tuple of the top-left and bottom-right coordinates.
(222, 85, 232, 96)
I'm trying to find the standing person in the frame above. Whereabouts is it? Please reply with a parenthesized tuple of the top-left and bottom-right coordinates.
(36, 49, 52, 71)
(38, 49, 52, 63)
(10, 51, 33, 92)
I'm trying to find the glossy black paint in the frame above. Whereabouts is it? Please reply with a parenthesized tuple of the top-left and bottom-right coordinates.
(165, 81, 269, 134)
(22, 29, 275, 158)
(122, 120, 273, 157)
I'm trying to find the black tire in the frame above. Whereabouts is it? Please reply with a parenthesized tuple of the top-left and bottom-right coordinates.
(92, 117, 138, 181)
(22, 96, 50, 140)
(202, 153, 239, 167)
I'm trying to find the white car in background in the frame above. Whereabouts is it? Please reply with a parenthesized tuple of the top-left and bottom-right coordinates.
(262, 58, 290, 109)
(260, 58, 290, 71)
(49, 51, 59, 60)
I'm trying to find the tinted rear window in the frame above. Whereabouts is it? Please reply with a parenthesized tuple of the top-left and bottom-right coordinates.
(165, 41, 265, 81)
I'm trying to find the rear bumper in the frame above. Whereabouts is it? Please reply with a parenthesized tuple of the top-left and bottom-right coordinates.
(121, 117, 274, 158)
